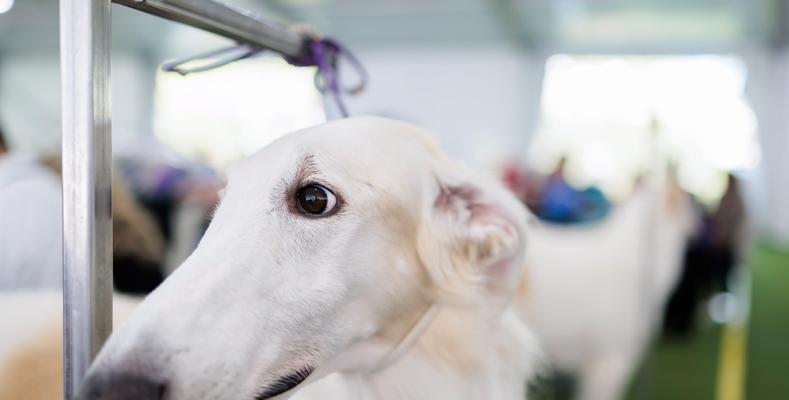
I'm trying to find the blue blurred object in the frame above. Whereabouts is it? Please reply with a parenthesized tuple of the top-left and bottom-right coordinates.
(538, 175, 610, 224)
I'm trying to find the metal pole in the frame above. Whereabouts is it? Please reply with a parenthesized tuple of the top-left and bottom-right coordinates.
(113, 0, 310, 60)
(60, 0, 113, 398)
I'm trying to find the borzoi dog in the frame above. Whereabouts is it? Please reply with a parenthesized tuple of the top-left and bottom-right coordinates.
(76, 117, 539, 400)
(522, 178, 694, 400)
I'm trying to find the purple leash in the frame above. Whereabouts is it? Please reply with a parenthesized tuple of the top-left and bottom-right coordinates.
(162, 37, 367, 118)
(286, 37, 368, 118)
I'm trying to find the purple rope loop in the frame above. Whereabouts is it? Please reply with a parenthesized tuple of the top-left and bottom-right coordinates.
(286, 37, 368, 118)
(161, 36, 367, 118)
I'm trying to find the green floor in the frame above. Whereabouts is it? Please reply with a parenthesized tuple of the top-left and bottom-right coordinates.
(627, 322, 722, 400)
(628, 241, 789, 400)
(531, 242, 788, 400)
(745, 243, 789, 400)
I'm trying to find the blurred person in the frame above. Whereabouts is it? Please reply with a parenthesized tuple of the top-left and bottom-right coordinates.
(114, 137, 222, 272)
(709, 173, 749, 276)
(504, 157, 610, 224)
(538, 158, 610, 224)
(110, 174, 166, 294)
(539, 158, 580, 222)
(0, 125, 62, 290)
(41, 156, 166, 294)
(664, 173, 748, 336)
(502, 160, 543, 211)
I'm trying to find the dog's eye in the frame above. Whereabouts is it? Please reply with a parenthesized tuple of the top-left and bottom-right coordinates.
(296, 184, 337, 216)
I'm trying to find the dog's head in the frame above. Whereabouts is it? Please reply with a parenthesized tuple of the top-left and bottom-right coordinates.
(79, 117, 530, 400)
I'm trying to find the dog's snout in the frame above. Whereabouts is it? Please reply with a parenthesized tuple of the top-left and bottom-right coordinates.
(78, 371, 166, 400)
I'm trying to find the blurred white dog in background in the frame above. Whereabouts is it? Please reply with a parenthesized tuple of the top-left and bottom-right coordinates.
(522, 178, 695, 400)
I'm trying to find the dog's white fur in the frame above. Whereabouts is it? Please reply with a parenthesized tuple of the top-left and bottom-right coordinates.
(0, 291, 139, 400)
(521, 179, 694, 400)
(74, 117, 539, 400)
(0, 119, 694, 400)
(0, 290, 536, 400)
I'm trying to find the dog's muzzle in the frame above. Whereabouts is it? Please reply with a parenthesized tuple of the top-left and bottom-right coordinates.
(78, 371, 166, 400)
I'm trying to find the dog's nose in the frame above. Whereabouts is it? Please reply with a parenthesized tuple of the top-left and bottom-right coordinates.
(78, 371, 166, 400)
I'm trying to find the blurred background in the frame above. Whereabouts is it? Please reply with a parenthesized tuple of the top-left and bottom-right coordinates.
(0, 0, 787, 399)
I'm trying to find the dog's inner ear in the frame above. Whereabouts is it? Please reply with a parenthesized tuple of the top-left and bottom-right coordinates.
(436, 185, 518, 261)
(418, 182, 522, 302)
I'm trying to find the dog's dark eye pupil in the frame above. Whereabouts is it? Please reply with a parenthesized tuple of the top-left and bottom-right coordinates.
(297, 185, 328, 214)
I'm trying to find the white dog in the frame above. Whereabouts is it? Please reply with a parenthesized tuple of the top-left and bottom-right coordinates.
(73, 117, 539, 400)
(0, 291, 140, 400)
(521, 178, 694, 400)
(0, 118, 692, 400)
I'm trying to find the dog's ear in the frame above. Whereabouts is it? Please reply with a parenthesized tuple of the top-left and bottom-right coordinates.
(416, 173, 527, 304)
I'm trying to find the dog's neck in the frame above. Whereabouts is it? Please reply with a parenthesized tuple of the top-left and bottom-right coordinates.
(296, 305, 537, 400)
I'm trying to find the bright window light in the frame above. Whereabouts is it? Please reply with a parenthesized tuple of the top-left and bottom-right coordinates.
(0, 0, 13, 14)
(530, 54, 760, 204)
(153, 57, 325, 169)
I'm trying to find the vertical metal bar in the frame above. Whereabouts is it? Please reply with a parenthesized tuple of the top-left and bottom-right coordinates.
(60, 0, 113, 398)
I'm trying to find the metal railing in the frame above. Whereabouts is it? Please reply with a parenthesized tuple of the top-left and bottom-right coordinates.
(59, 1, 317, 398)
(113, 0, 309, 59)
